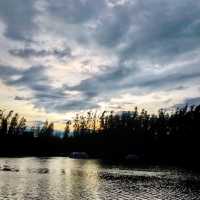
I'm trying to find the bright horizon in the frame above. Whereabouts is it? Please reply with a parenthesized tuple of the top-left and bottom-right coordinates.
(1, 0, 200, 130)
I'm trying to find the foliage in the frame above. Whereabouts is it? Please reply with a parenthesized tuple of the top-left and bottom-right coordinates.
(0, 104, 200, 166)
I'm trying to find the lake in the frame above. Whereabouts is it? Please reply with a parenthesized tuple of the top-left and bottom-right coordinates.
(0, 157, 199, 200)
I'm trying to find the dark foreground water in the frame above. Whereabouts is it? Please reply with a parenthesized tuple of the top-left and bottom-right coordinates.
(0, 157, 200, 200)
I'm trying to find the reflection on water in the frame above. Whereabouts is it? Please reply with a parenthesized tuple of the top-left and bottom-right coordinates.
(0, 157, 200, 200)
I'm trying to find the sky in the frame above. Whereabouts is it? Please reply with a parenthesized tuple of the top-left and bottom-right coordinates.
(0, 0, 200, 130)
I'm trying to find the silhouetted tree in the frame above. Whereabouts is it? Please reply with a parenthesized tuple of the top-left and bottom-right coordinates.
(64, 120, 71, 139)
(0, 110, 13, 135)
(0, 104, 200, 166)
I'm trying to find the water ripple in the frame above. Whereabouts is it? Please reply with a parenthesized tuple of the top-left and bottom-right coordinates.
(0, 157, 199, 200)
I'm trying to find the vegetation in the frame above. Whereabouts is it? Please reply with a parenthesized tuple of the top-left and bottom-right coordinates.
(0, 105, 200, 166)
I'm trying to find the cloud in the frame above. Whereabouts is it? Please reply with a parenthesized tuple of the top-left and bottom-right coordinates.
(53, 98, 100, 112)
(6, 65, 50, 91)
(0, 0, 37, 41)
(14, 96, 31, 101)
(64, 60, 200, 100)
(0, 65, 54, 99)
(0, 65, 20, 79)
(137, 68, 200, 89)
(1, 0, 200, 115)
(184, 97, 200, 106)
(93, 3, 132, 47)
(93, 0, 200, 65)
(9, 47, 72, 59)
(0, 64, 98, 112)
(172, 97, 200, 110)
(46, 0, 106, 24)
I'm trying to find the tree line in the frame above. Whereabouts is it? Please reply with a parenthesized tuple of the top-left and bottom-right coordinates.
(0, 105, 200, 166)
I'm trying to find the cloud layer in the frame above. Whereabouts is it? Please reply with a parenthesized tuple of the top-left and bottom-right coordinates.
(0, 0, 200, 117)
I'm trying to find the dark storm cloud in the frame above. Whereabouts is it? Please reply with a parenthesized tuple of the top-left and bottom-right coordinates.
(9, 47, 72, 59)
(0, 0, 36, 41)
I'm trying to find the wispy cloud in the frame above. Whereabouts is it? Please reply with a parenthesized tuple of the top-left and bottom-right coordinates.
(9, 47, 71, 59)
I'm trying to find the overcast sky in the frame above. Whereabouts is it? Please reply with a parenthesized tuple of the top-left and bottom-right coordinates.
(0, 0, 200, 129)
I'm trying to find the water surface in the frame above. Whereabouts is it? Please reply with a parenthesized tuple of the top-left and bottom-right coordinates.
(0, 157, 199, 200)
